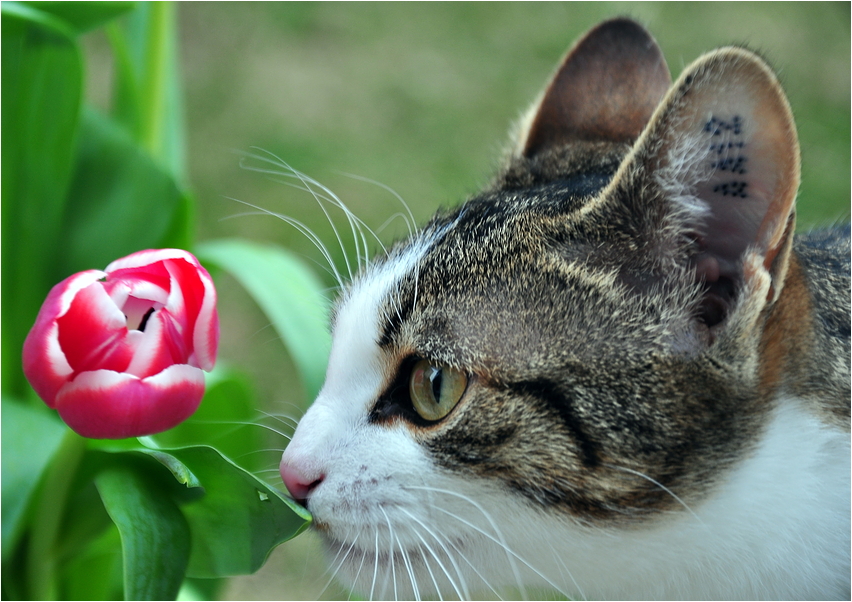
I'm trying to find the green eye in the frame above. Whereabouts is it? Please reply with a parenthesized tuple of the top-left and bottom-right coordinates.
(409, 359, 468, 422)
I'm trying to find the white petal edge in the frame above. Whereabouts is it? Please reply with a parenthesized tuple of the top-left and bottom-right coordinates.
(124, 310, 166, 378)
(192, 268, 218, 372)
(81, 281, 129, 331)
(44, 322, 74, 380)
(122, 279, 170, 305)
(105, 249, 200, 273)
(163, 260, 187, 321)
(64, 363, 204, 394)
(55, 270, 107, 319)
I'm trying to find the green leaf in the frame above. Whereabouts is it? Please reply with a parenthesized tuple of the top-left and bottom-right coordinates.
(19, 1, 135, 34)
(158, 446, 311, 578)
(196, 239, 332, 401)
(1, 4, 82, 395)
(91, 442, 310, 579)
(96, 464, 190, 601)
(59, 107, 191, 275)
(1, 398, 67, 559)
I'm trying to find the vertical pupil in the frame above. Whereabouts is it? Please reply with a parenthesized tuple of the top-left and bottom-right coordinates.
(429, 366, 443, 401)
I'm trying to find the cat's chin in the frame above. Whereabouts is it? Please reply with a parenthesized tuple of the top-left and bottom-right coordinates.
(318, 531, 474, 600)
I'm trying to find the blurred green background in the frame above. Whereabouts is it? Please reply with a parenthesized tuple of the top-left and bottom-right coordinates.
(83, 3, 849, 599)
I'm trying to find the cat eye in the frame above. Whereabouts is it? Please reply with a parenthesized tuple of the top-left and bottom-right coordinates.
(408, 359, 467, 422)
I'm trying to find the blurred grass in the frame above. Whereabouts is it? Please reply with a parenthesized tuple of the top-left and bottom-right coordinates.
(84, 3, 849, 600)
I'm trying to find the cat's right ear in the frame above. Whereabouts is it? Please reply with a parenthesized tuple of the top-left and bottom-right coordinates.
(609, 47, 800, 342)
(518, 18, 671, 156)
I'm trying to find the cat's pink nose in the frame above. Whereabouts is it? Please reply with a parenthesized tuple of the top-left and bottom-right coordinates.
(280, 461, 324, 506)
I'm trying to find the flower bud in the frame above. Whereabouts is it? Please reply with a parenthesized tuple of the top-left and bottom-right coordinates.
(23, 249, 219, 439)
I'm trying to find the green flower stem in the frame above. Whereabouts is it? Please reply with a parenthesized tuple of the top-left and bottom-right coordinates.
(139, 1, 172, 162)
(26, 428, 87, 600)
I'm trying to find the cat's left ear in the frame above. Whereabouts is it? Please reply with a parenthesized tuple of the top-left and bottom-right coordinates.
(611, 47, 799, 326)
(518, 18, 672, 155)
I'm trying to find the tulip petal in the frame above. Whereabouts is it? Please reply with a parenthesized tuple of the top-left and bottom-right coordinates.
(55, 365, 205, 439)
(106, 250, 200, 295)
(105, 248, 202, 272)
(163, 259, 196, 361)
(56, 281, 134, 374)
(106, 261, 171, 296)
(104, 278, 168, 309)
(191, 267, 219, 372)
(23, 270, 106, 406)
(165, 257, 218, 371)
(23, 322, 73, 408)
(125, 309, 182, 378)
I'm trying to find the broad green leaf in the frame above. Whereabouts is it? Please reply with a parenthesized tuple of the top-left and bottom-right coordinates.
(196, 239, 331, 401)
(1, 398, 67, 559)
(59, 107, 190, 275)
(91, 442, 310, 578)
(142, 450, 203, 490)
(19, 1, 134, 34)
(1, 5, 82, 395)
(167, 446, 311, 578)
(96, 464, 190, 601)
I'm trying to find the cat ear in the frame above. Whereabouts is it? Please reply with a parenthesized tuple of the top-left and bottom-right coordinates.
(618, 47, 800, 329)
(519, 18, 671, 156)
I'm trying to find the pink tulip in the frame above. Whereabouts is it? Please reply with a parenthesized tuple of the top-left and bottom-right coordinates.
(23, 249, 219, 439)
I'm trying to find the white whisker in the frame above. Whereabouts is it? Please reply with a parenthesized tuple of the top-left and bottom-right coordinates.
(369, 528, 380, 602)
(317, 531, 359, 601)
(242, 150, 392, 274)
(397, 532, 421, 601)
(399, 506, 469, 600)
(254, 408, 301, 429)
(546, 539, 586, 602)
(240, 150, 357, 278)
(378, 507, 399, 601)
(336, 171, 416, 238)
(224, 196, 345, 288)
(444, 536, 505, 601)
(414, 539, 444, 601)
(405, 485, 528, 599)
(603, 463, 706, 526)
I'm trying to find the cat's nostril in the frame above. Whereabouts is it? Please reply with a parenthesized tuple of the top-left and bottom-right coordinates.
(280, 462, 324, 506)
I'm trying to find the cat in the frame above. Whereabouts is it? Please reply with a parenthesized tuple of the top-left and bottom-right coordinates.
(278, 17, 850, 600)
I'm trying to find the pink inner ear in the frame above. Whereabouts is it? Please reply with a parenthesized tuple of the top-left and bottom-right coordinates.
(522, 18, 671, 155)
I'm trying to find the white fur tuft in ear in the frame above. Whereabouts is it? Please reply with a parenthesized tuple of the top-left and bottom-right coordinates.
(653, 122, 717, 225)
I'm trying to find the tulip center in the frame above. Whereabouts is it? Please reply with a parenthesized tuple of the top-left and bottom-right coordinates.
(136, 307, 156, 332)
(121, 295, 162, 332)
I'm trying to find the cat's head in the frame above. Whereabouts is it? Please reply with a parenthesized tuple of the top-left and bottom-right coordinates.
(279, 18, 801, 599)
